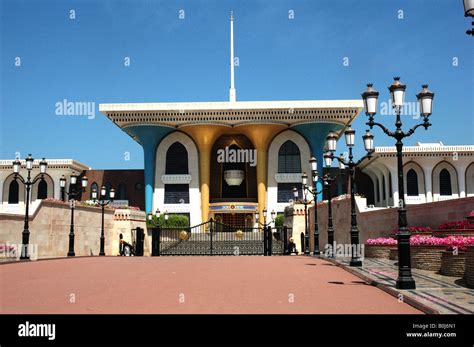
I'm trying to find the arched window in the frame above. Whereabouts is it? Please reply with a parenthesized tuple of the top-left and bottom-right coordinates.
(376, 178, 380, 202)
(37, 179, 48, 199)
(117, 183, 127, 200)
(382, 176, 386, 201)
(90, 182, 98, 199)
(439, 169, 452, 196)
(388, 172, 393, 198)
(166, 142, 188, 174)
(8, 180, 19, 204)
(278, 140, 301, 173)
(406, 169, 419, 196)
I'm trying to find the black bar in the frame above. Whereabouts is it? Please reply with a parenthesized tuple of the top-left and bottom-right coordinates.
(0, 314, 472, 345)
(263, 227, 268, 256)
(209, 220, 213, 256)
(267, 226, 272, 256)
(300, 232, 305, 255)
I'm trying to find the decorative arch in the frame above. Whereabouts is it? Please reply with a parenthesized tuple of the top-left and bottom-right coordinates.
(432, 161, 459, 200)
(154, 131, 200, 226)
(2, 173, 25, 204)
(364, 162, 391, 206)
(267, 130, 312, 213)
(364, 171, 378, 206)
(31, 173, 54, 201)
(466, 162, 474, 197)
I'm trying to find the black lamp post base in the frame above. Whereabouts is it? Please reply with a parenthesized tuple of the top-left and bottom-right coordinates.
(99, 252, 105, 256)
(67, 252, 75, 257)
(19, 255, 30, 260)
(396, 277, 416, 290)
(313, 251, 320, 256)
(349, 260, 362, 267)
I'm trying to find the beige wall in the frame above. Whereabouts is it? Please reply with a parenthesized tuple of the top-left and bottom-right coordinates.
(0, 200, 146, 259)
(287, 197, 474, 255)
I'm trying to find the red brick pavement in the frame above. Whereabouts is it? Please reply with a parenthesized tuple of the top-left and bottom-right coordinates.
(0, 256, 421, 314)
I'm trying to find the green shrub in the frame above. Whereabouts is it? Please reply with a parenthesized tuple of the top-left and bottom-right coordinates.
(147, 214, 190, 228)
(274, 214, 284, 228)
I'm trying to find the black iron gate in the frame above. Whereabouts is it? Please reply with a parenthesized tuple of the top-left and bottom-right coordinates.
(155, 219, 290, 256)
(132, 227, 145, 256)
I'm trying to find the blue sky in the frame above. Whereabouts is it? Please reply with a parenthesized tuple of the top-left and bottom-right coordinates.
(1, 0, 473, 169)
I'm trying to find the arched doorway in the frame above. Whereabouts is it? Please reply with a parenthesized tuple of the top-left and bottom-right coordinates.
(209, 134, 257, 226)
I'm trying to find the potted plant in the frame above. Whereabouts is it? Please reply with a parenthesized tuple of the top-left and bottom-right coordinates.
(410, 235, 449, 271)
(464, 245, 474, 288)
(440, 236, 474, 277)
(365, 237, 397, 259)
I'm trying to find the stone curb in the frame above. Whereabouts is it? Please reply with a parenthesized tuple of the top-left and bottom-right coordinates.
(322, 256, 439, 314)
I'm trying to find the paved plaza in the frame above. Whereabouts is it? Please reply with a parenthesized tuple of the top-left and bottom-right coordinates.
(0, 256, 421, 314)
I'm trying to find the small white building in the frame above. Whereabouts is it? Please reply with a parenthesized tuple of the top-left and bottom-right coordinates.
(0, 159, 90, 214)
(359, 142, 474, 207)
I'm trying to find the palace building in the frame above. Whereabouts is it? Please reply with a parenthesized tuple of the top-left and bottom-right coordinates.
(99, 13, 362, 226)
(1, 14, 472, 228)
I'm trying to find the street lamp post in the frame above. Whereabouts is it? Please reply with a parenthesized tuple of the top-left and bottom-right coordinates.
(60, 173, 88, 257)
(321, 154, 342, 258)
(305, 157, 325, 256)
(12, 154, 48, 260)
(361, 78, 434, 289)
(464, 0, 474, 35)
(255, 208, 276, 256)
(294, 177, 310, 255)
(92, 186, 116, 256)
(148, 209, 168, 256)
(326, 127, 375, 266)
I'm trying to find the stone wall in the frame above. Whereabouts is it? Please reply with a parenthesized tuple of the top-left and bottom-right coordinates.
(0, 200, 146, 259)
(287, 196, 474, 254)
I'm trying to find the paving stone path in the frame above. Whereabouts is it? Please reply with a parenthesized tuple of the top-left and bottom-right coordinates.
(331, 257, 474, 314)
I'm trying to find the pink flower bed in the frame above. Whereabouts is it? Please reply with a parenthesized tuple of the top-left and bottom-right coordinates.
(366, 237, 397, 246)
(366, 235, 474, 251)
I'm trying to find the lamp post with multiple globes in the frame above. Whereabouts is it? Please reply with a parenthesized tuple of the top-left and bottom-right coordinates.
(91, 185, 116, 256)
(60, 173, 88, 257)
(12, 154, 48, 260)
(360, 77, 434, 289)
(325, 127, 375, 266)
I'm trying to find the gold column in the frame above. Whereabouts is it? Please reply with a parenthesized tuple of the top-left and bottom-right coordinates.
(235, 124, 286, 224)
(180, 125, 229, 222)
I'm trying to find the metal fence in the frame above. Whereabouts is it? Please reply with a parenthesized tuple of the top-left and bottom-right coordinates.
(154, 219, 291, 256)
